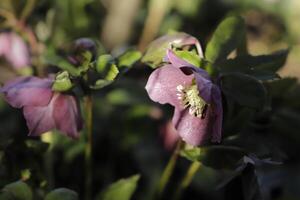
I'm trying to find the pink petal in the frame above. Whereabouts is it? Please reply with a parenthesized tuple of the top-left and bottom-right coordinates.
(172, 107, 212, 146)
(1, 76, 53, 108)
(211, 85, 223, 142)
(160, 120, 180, 150)
(145, 65, 193, 107)
(53, 94, 82, 138)
(23, 105, 56, 136)
(193, 72, 214, 103)
(8, 33, 30, 68)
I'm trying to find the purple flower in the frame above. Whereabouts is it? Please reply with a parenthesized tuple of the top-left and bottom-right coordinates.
(145, 50, 223, 146)
(1, 76, 82, 138)
(0, 32, 30, 69)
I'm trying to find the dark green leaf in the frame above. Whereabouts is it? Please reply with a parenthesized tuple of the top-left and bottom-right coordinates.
(98, 175, 140, 200)
(205, 16, 245, 63)
(221, 73, 267, 108)
(217, 50, 289, 73)
(181, 145, 246, 169)
(2, 181, 33, 200)
(45, 188, 78, 200)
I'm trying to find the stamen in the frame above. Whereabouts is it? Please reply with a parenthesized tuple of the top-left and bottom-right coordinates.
(176, 83, 208, 118)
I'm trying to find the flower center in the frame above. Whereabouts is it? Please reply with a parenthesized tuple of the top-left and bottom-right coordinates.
(176, 83, 208, 118)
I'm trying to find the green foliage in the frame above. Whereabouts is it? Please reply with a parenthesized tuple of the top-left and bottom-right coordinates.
(221, 73, 267, 108)
(98, 175, 140, 200)
(142, 33, 198, 68)
(180, 145, 246, 169)
(118, 50, 142, 68)
(0, 181, 33, 200)
(205, 16, 246, 63)
(52, 71, 73, 92)
(45, 188, 78, 200)
(174, 50, 201, 67)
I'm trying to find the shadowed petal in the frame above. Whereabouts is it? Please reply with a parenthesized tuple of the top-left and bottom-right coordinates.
(172, 108, 212, 146)
(53, 94, 83, 139)
(211, 85, 223, 142)
(194, 72, 213, 103)
(23, 105, 56, 136)
(145, 65, 193, 107)
(1, 76, 53, 108)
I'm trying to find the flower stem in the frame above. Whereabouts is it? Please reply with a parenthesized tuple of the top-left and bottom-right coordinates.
(174, 161, 201, 200)
(84, 95, 93, 200)
(157, 140, 183, 197)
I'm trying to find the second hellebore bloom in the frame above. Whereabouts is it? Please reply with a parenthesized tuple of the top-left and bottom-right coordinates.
(0, 32, 30, 69)
(146, 50, 223, 146)
(1, 76, 82, 138)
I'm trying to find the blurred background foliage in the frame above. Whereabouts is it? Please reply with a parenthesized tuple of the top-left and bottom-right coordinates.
(1, 0, 300, 200)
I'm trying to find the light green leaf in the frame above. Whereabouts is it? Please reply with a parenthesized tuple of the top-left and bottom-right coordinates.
(52, 71, 73, 92)
(205, 16, 245, 63)
(98, 175, 140, 200)
(174, 50, 201, 67)
(45, 188, 78, 200)
(2, 181, 33, 200)
(96, 54, 114, 73)
(118, 50, 142, 68)
(142, 32, 199, 68)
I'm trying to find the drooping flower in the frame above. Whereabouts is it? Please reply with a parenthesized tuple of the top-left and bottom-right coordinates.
(0, 32, 30, 69)
(145, 50, 223, 146)
(0, 76, 82, 138)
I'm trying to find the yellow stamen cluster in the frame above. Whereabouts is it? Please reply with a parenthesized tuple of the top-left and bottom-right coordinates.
(176, 83, 208, 118)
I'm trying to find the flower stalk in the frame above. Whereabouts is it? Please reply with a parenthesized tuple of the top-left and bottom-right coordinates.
(157, 140, 183, 197)
(84, 95, 93, 200)
(174, 161, 201, 200)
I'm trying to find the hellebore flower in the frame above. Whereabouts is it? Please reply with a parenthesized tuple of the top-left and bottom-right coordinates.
(0, 76, 82, 138)
(0, 32, 30, 69)
(145, 50, 222, 146)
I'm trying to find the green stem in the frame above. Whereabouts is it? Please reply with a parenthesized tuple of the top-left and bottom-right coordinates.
(84, 95, 93, 200)
(174, 161, 201, 200)
(157, 140, 183, 197)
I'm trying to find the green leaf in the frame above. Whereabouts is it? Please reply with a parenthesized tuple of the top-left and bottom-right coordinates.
(90, 79, 113, 90)
(205, 16, 245, 63)
(105, 64, 119, 81)
(118, 50, 142, 68)
(52, 71, 73, 92)
(142, 32, 199, 68)
(221, 73, 267, 108)
(217, 49, 289, 73)
(78, 51, 92, 73)
(45, 188, 78, 200)
(98, 175, 140, 200)
(181, 146, 246, 169)
(174, 50, 201, 67)
(96, 54, 114, 73)
(2, 181, 33, 200)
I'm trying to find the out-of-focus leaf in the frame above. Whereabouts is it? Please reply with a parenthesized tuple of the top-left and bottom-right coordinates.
(78, 51, 92, 73)
(25, 140, 49, 153)
(118, 50, 142, 68)
(205, 16, 245, 63)
(96, 54, 114, 73)
(221, 73, 267, 108)
(105, 64, 119, 81)
(45, 188, 78, 200)
(181, 145, 246, 169)
(142, 32, 200, 68)
(1, 181, 33, 200)
(217, 50, 289, 73)
(98, 174, 140, 200)
(90, 79, 113, 90)
(265, 77, 297, 97)
(52, 71, 73, 92)
(174, 50, 201, 67)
